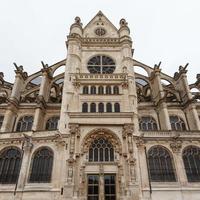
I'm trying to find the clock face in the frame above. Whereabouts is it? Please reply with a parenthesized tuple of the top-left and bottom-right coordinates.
(95, 28, 106, 36)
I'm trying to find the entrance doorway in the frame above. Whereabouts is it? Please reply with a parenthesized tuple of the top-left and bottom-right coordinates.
(87, 174, 116, 200)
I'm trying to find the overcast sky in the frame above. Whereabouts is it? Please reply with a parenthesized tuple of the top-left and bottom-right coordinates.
(0, 0, 199, 83)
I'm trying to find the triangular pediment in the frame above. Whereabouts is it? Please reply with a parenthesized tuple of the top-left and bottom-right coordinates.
(83, 11, 119, 38)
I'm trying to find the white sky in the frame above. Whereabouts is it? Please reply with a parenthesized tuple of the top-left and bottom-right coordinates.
(0, 0, 200, 83)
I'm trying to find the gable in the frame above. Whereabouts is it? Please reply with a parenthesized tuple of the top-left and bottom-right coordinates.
(83, 11, 119, 38)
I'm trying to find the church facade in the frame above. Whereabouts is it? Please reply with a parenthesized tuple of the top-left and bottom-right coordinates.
(0, 11, 200, 200)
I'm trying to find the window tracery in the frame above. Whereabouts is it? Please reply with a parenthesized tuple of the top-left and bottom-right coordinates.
(148, 146, 176, 182)
(183, 146, 200, 182)
(170, 116, 186, 131)
(87, 56, 115, 74)
(139, 116, 158, 131)
(0, 147, 21, 184)
(89, 138, 114, 162)
(46, 116, 59, 130)
(29, 148, 53, 183)
(16, 116, 33, 132)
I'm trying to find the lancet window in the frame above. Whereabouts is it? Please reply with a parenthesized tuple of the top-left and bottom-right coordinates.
(139, 116, 158, 131)
(170, 115, 186, 131)
(16, 116, 33, 132)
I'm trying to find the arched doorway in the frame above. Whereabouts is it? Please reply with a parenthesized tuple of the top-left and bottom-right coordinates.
(81, 129, 122, 200)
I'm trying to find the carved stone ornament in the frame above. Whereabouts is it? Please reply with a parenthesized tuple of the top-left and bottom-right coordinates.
(14, 63, 28, 80)
(0, 72, 4, 85)
(170, 139, 182, 153)
(135, 136, 145, 148)
(82, 128, 122, 154)
(120, 18, 128, 27)
(174, 63, 188, 80)
(69, 123, 80, 135)
(122, 124, 134, 138)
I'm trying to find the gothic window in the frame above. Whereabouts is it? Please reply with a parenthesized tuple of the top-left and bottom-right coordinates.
(139, 116, 158, 131)
(170, 116, 186, 131)
(0, 115, 4, 129)
(106, 103, 112, 112)
(29, 147, 53, 183)
(16, 116, 33, 132)
(89, 138, 114, 162)
(182, 146, 200, 182)
(106, 86, 112, 94)
(114, 103, 120, 112)
(46, 116, 59, 130)
(83, 86, 89, 94)
(0, 147, 21, 184)
(91, 86, 96, 94)
(113, 86, 119, 94)
(98, 103, 104, 113)
(90, 103, 96, 113)
(87, 55, 115, 74)
(148, 146, 176, 182)
(82, 103, 88, 113)
(98, 86, 104, 94)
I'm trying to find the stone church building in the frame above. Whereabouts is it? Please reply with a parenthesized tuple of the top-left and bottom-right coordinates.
(0, 11, 200, 200)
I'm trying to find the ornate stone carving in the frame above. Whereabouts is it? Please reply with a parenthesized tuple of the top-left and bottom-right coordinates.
(14, 63, 28, 80)
(123, 124, 134, 138)
(170, 139, 182, 153)
(129, 156, 136, 182)
(135, 136, 145, 149)
(174, 63, 188, 80)
(69, 124, 80, 155)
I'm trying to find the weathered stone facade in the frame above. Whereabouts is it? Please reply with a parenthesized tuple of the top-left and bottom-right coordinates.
(0, 11, 200, 200)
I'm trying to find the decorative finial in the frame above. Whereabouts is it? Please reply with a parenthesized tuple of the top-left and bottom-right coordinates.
(154, 61, 161, 69)
(41, 61, 48, 69)
(74, 16, 82, 26)
(13, 62, 23, 72)
(120, 18, 128, 27)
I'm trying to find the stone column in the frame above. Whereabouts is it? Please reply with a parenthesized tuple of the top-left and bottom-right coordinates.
(136, 137, 151, 200)
(170, 139, 187, 185)
(53, 138, 66, 189)
(17, 137, 33, 190)
(2, 66, 27, 132)
(32, 96, 46, 131)
(150, 65, 171, 130)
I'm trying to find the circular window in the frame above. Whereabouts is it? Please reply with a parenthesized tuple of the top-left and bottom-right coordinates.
(87, 55, 116, 74)
(95, 28, 106, 36)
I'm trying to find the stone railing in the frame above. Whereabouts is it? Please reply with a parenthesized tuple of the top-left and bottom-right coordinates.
(72, 73, 127, 81)
(141, 130, 200, 138)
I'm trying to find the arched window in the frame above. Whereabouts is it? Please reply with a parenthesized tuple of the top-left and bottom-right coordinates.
(83, 86, 89, 94)
(89, 138, 114, 162)
(106, 86, 112, 94)
(90, 103, 96, 113)
(0, 115, 4, 129)
(91, 86, 96, 94)
(98, 86, 104, 94)
(82, 103, 88, 113)
(113, 86, 119, 94)
(87, 55, 115, 74)
(29, 148, 53, 183)
(106, 103, 112, 112)
(98, 103, 104, 113)
(46, 116, 59, 130)
(0, 147, 21, 184)
(148, 146, 176, 182)
(183, 146, 200, 182)
(170, 116, 186, 131)
(139, 116, 158, 131)
(16, 116, 33, 132)
(114, 103, 120, 112)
